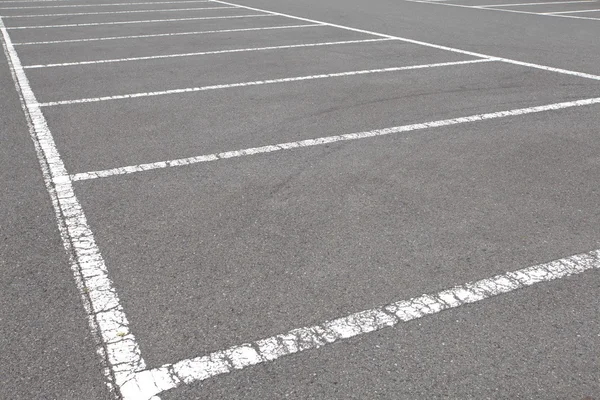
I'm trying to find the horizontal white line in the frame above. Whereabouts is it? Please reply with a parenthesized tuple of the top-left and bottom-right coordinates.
(122, 250, 600, 399)
(25, 38, 392, 68)
(14, 23, 324, 45)
(543, 7, 600, 13)
(70, 95, 600, 182)
(39, 59, 491, 106)
(477, 0, 595, 7)
(0, 0, 212, 9)
(2, 6, 235, 17)
(7, 13, 269, 29)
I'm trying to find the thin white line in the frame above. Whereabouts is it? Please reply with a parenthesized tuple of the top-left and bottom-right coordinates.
(14, 23, 324, 45)
(38, 59, 492, 106)
(124, 250, 600, 399)
(6, 13, 270, 29)
(2, 6, 235, 18)
(477, 0, 595, 7)
(544, 8, 600, 13)
(25, 38, 392, 68)
(70, 95, 600, 182)
(407, 0, 600, 21)
(0, 16, 146, 400)
(0, 0, 212, 9)
(213, 0, 600, 81)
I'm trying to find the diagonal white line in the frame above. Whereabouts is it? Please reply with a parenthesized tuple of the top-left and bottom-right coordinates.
(0, 0, 213, 9)
(477, 0, 595, 6)
(2, 6, 236, 17)
(122, 250, 600, 399)
(13, 23, 324, 45)
(25, 38, 392, 68)
(70, 95, 600, 182)
(544, 8, 600, 13)
(38, 59, 492, 106)
(6, 13, 270, 29)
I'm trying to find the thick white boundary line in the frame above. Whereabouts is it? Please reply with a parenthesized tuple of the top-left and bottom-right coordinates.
(544, 8, 600, 13)
(478, 0, 595, 6)
(70, 95, 600, 182)
(13, 23, 324, 45)
(0, 16, 146, 400)
(0, 0, 213, 9)
(2, 6, 235, 18)
(38, 59, 491, 106)
(213, 0, 600, 80)
(6, 13, 270, 29)
(407, 0, 600, 21)
(25, 38, 392, 68)
(126, 250, 600, 399)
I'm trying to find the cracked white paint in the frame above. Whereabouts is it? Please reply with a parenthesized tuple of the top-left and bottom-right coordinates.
(130, 250, 600, 399)
(38, 58, 491, 106)
(0, 17, 145, 399)
(70, 95, 600, 182)
(24, 38, 392, 68)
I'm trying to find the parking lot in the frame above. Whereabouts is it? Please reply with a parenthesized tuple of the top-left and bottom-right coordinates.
(1, 0, 599, 399)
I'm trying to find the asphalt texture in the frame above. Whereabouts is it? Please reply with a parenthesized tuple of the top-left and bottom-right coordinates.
(1, 0, 599, 399)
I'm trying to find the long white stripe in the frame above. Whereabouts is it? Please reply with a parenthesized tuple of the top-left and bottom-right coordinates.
(477, 0, 595, 6)
(0, 16, 145, 399)
(25, 38, 392, 68)
(544, 8, 600, 13)
(70, 95, 600, 182)
(7, 13, 269, 29)
(3, 6, 235, 17)
(0, 0, 212, 9)
(212, 0, 600, 81)
(38, 59, 491, 106)
(123, 250, 600, 399)
(13, 23, 324, 45)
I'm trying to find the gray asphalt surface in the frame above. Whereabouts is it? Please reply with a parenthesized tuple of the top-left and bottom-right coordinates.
(1, 0, 599, 399)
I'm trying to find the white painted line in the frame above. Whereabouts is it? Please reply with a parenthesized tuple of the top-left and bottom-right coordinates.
(0, 0, 212, 9)
(477, 0, 595, 7)
(6, 13, 270, 29)
(125, 250, 600, 399)
(2, 6, 235, 18)
(544, 7, 600, 13)
(0, 16, 145, 399)
(25, 38, 392, 68)
(70, 95, 600, 182)
(14, 23, 324, 45)
(38, 58, 492, 106)
(213, 0, 600, 81)
(407, 0, 600, 21)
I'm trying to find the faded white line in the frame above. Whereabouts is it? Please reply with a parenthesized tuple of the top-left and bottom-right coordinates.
(0, 0, 212, 9)
(6, 13, 270, 29)
(477, 0, 595, 6)
(38, 59, 491, 106)
(2, 6, 235, 17)
(214, 0, 600, 81)
(125, 250, 600, 399)
(14, 23, 323, 45)
(544, 8, 600, 13)
(71, 95, 600, 182)
(0, 16, 146, 400)
(25, 38, 392, 68)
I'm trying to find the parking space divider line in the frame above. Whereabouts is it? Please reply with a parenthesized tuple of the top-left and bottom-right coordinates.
(543, 8, 600, 13)
(0, 0, 213, 9)
(477, 0, 595, 6)
(70, 95, 600, 182)
(24, 38, 393, 68)
(2, 6, 236, 18)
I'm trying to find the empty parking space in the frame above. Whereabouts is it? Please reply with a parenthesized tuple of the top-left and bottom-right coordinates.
(2, 0, 599, 398)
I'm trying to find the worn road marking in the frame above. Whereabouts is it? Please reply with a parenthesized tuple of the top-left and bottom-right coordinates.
(123, 250, 600, 399)
(71, 96, 600, 182)
(0, 0, 213, 9)
(13, 23, 324, 45)
(0, 16, 143, 399)
(2, 6, 235, 17)
(38, 59, 491, 106)
(25, 38, 392, 68)
(6, 13, 270, 29)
